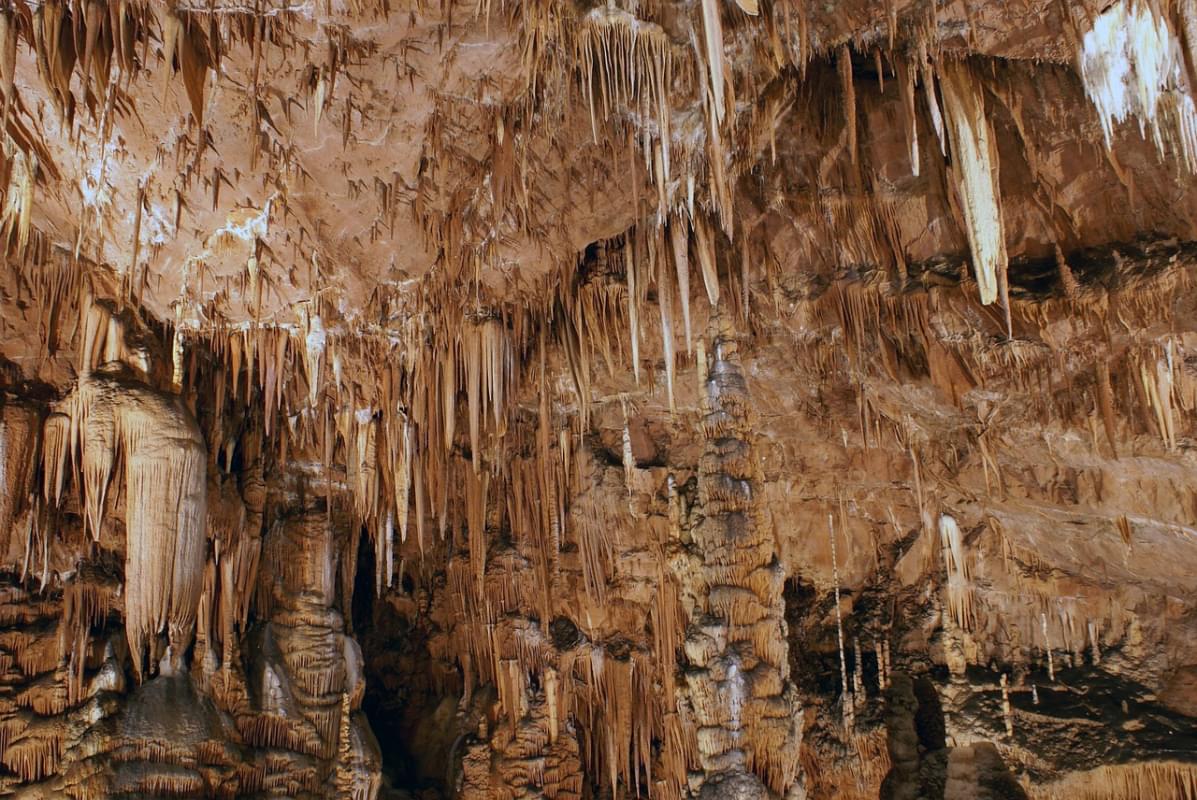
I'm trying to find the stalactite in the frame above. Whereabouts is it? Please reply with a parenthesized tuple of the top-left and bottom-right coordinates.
(626, 243, 641, 384)
(839, 45, 858, 165)
(853, 636, 866, 705)
(657, 238, 677, 414)
(50, 368, 208, 680)
(466, 467, 488, 599)
(939, 60, 1011, 334)
(700, 0, 727, 124)
(1080, 1, 1197, 173)
(621, 400, 635, 495)
(1042, 612, 1055, 681)
(694, 216, 720, 307)
(1096, 359, 1119, 458)
(898, 59, 921, 176)
(670, 218, 693, 355)
(939, 514, 973, 632)
(918, 40, 946, 156)
(0, 401, 39, 567)
(0, 149, 35, 260)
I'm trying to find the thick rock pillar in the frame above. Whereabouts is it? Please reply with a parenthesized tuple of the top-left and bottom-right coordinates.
(676, 317, 802, 798)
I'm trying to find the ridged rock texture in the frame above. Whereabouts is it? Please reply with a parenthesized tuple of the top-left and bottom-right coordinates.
(0, 1, 1197, 799)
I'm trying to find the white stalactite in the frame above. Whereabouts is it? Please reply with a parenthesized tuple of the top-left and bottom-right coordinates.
(939, 514, 973, 631)
(939, 62, 1009, 313)
(1081, 1, 1197, 172)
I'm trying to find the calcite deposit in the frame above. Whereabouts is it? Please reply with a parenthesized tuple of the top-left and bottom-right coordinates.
(0, 1, 1195, 798)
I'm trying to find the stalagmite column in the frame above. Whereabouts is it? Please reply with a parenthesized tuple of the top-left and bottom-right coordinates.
(831, 513, 854, 730)
(249, 507, 381, 797)
(675, 314, 802, 798)
(1000, 673, 1014, 738)
(1041, 612, 1055, 681)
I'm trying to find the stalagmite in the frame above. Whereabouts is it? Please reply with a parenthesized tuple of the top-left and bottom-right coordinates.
(1042, 612, 1055, 682)
(831, 513, 854, 730)
(1001, 673, 1014, 738)
(621, 400, 635, 495)
(883, 640, 892, 693)
(171, 326, 185, 392)
(672, 317, 801, 797)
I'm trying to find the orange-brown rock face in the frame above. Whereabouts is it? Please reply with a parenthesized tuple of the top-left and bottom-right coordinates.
(2, 1, 1197, 799)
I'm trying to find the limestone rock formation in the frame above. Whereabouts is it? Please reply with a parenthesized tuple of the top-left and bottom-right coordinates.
(0, 1, 1195, 799)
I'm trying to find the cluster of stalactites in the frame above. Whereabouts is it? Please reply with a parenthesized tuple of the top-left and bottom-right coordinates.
(182, 284, 536, 601)
(195, 456, 265, 684)
(560, 0, 1023, 325)
(432, 366, 704, 800)
(1080, 0, 1197, 174)
(42, 359, 206, 681)
(565, 0, 734, 236)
